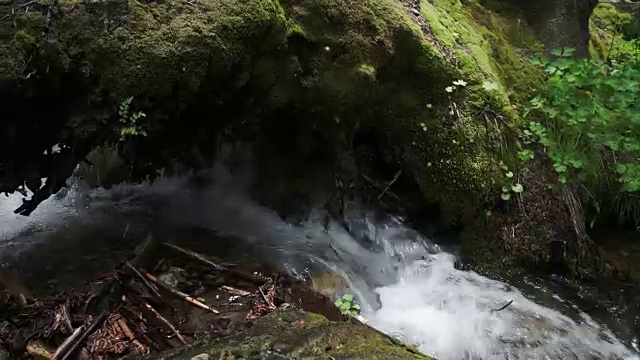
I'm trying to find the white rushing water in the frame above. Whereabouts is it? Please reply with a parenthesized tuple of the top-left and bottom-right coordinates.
(0, 168, 638, 360)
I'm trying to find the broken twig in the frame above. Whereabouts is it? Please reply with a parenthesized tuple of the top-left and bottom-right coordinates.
(162, 243, 268, 284)
(491, 300, 513, 313)
(116, 318, 148, 354)
(60, 304, 73, 333)
(50, 326, 84, 360)
(221, 286, 251, 297)
(142, 270, 219, 314)
(144, 303, 187, 345)
(377, 170, 402, 200)
(359, 173, 408, 204)
(161, 242, 226, 271)
(124, 261, 162, 299)
(60, 312, 108, 360)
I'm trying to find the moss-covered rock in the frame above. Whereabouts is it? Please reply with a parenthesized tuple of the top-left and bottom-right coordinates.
(589, 2, 634, 59)
(1, 0, 602, 278)
(1, 0, 517, 217)
(126, 308, 433, 360)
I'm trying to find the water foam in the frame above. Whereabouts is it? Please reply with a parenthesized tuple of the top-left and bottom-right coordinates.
(365, 253, 638, 359)
(0, 170, 637, 359)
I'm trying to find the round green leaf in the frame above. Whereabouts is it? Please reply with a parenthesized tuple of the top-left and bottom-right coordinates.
(511, 184, 524, 193)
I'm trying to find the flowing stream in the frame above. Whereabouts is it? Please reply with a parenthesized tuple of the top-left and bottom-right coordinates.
(0, 167, 639, 360)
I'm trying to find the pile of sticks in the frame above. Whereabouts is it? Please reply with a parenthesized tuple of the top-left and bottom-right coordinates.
(0, 242, 278, 359)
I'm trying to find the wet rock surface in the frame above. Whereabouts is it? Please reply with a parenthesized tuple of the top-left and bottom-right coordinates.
(126, 307, 432, 360)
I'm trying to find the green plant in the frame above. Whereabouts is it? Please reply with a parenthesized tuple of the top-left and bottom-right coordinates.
(516, 149, 534, 162)
(498, 161, 524, 201)
(525, 47, 640, 193)
(445, 79, 468, 94)
(118, 97, 147, 141)
(334, 293, 361, 316)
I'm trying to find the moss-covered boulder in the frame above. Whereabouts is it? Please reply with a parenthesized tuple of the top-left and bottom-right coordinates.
(0, 0, 608, 278)
(1, 0, 507, 215)
(127, 307, 433, 360)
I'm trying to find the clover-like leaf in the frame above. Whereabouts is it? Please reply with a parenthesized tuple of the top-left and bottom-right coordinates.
(511, 183, 524, 193)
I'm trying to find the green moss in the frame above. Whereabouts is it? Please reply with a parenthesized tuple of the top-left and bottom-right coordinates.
(133, 308, 434, 359)
(13, 30, 36, 49)
(304, 312, 330, 326)
(89, 0, 288, 98)
(373, 0, 546, 216)
(355, 63, 376, 79)
(422, 0, 543, 111)
(3, 0, 552, 225)
(589, 3, 634, 59)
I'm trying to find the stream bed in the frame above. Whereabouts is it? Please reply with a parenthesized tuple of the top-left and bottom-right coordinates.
(0, 167, 639, 360)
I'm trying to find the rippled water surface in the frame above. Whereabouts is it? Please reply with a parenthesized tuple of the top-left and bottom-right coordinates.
(0, 168, 638, 360)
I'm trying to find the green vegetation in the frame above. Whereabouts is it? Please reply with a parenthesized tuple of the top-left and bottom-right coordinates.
(118, 97, 148, 141)
(590, 3, 637, 61)
(141, 308, 434, 359)
(498, 160, 523, 201)
(334, 293, 361, 316)
(525, 42, 640, 223)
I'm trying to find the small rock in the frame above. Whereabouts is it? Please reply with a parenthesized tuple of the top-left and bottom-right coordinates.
(158, 267, 187, 288)
(411, 8, 420, 16)
(271, 342, 288, 353)
(190, 353, 210, 360)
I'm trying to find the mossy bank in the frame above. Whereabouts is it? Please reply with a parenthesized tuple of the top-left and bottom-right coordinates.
(0, 0, 609, 280)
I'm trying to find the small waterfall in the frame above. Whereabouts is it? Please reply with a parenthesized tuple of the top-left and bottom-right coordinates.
(0, 167, 638, 360)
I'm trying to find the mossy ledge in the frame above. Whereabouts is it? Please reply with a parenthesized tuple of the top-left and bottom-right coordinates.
(123, 308, 433, 360)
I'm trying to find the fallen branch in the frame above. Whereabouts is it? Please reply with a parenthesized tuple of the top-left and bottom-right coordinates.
(50, 326, 84, 360)
(124, 261, 162, 299)
(144, 303, 187, 345)
(60, 312, 108, 360)
(142, 270, 219, 314)
(60, 304, 73, 333)
(359, 173, 408, 205)
(162, 242, 227, 272)
(162, 243, 267, 284)
(221, 286, 251, 297)
(223, 265, 270, 284)
(377, 170, 402, 200)
(258, 282, 276, 310)
(116, 318, 148, 354)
